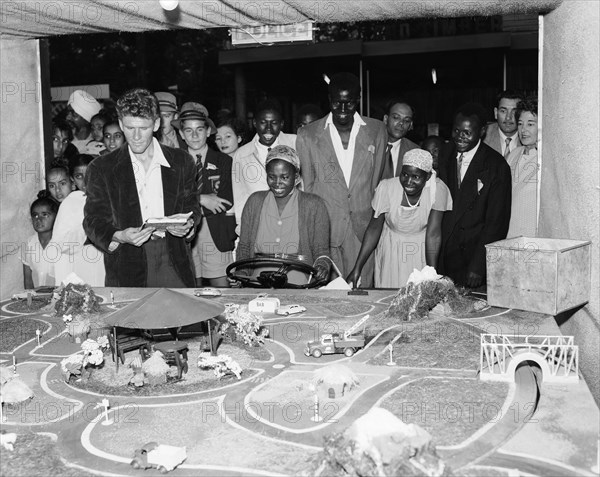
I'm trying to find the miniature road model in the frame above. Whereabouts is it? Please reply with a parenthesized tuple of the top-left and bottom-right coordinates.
(304, 315, 369, 358)
(130, 442, 187, 473)
(194, 288, 222, 297)
(276, 304, 307, 315)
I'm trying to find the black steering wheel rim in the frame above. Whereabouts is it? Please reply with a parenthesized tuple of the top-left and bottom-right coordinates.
(226, 257, 326, 289)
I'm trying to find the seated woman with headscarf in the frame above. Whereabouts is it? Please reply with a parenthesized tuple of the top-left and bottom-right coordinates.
(237, 145, 331, 284)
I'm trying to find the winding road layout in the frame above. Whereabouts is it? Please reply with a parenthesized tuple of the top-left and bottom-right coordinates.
(0, 288, 596, 476)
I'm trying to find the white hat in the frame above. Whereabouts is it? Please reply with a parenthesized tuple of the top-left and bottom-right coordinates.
(67, 90, 101, 123)
(402, 148, 433, 173)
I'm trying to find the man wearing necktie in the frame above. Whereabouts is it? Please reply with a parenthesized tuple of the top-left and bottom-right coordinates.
(172, 102, 236, 287)
(381, 99, 419, 179)
(438, 103, 512, 289)
(484, 90, 523, 158)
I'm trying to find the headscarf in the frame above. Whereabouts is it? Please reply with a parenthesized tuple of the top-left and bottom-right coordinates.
(265, 145, 302, 188)
(265, 145, 300, 171)
(402, 148, 433, 173)
(402, 148, 437, 203)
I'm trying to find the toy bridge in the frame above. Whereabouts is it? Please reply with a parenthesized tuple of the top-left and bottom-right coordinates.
(479, 334, 579, 383)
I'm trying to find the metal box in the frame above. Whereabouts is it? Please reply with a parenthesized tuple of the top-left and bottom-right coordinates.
(485, 237, 591, 315)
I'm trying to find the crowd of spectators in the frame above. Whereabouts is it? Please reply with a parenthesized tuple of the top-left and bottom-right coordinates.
(22, 78, 537, 292)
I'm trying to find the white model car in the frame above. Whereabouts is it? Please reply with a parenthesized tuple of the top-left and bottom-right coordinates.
(249, 295, 280, 313)
(194, 288, 222, 297)
(276, 304, 307, 316)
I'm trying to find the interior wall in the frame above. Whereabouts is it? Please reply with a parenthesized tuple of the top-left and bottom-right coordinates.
(540, 1, 600, 403)
(0, 39, 45, 298)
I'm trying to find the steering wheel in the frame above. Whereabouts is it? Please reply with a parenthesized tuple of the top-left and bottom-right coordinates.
(226, 256, 327, 289)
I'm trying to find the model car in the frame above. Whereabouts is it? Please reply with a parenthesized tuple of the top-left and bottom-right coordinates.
(130, 442, 187, 473)
(194, 288, 222, 297)
(304, 332, 365, 358)
(276, 304, 307, 315)
(304, 315, 370, 358)
(248, 294, 280, 313)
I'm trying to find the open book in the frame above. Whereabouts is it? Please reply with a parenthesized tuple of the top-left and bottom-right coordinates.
(144, 212, 193, 231)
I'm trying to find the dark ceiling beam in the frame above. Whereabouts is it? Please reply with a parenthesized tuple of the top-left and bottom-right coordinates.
(219, 40, 362, 65)
(363, 33, 511, 56)
(219, 32, 538, 65)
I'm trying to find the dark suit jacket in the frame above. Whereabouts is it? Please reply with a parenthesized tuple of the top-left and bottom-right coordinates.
(381, 135, 419, 179)
(83, 143, 202, 287)
(484, 123, 522, 156)
(198, 147, 236, 252)
(296, 115, 387, 247)
(438, 141, 512, 284)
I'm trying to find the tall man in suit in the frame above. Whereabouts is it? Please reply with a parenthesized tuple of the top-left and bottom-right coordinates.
(381, 99, 419, 179)
(438, 103, 512, 289)
(172, 102, 236, 287)
(84, 88, 201, 287)
(484, 90, 523, 158)
(296, 72, 387, 287)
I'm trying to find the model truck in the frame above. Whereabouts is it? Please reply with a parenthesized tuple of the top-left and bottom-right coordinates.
(131, 442, 187, 473)
(304, 315, 369, 358)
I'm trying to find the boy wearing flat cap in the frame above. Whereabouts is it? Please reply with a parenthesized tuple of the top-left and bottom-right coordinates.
(173, 102, 237, 287)
(155, 92, 186, 149)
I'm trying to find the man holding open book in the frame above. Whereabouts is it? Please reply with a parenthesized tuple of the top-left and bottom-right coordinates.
(84, 88, 202, 287)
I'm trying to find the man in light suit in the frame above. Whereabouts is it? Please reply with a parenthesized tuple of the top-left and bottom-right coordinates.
(439, 103, 512, 289)
(484, 90, 523, 158)
(381, 99, 419, 179)
(231, 99, 296, 233)
(84, 88, 201, 287)
(296, 72, 387, 287)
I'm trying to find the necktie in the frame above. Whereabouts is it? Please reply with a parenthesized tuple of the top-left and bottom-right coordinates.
(457, 153, 464, 188)
(504, 137, 512, 159)
(386, 143, 394, 177)
(195, 154, 203, 195)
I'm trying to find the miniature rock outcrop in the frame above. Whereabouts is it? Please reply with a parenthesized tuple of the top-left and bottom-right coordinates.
(308, 407, 452, 477)
(0, 367, 34, 406)
(384, 266, 486, 322)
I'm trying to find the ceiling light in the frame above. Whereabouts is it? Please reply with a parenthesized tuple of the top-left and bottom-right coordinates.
(159, 0, 179, 11)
